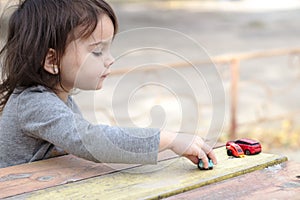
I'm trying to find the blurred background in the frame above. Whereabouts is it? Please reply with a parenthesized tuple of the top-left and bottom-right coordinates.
(1, 0, 300, 161)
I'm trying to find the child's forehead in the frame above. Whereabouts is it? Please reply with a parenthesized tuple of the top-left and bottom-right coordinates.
(90, 15, 115, 43)
(70, 15, 114, 46)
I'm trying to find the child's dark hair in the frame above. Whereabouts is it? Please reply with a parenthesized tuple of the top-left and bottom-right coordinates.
(0, 0, 118, 112)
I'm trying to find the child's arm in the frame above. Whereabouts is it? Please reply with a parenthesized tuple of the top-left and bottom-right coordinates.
(16, 87, 216, 167)
(159, 130, 217, 169)
(17, 87, 160, 165)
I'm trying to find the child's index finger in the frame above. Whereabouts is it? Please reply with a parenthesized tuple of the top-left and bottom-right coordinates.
(198, 153, 209, 170)
(208, 150, 218, 165)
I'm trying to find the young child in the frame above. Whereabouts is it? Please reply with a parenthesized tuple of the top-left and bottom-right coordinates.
(0, 0, 217, 169)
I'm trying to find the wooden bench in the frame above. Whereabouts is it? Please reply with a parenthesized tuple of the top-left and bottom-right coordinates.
(1, 147, 297, 199)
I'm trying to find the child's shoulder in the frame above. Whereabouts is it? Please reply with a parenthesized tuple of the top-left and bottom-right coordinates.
(14, 85, 57, 99)
(12, 85, 79, 113)
(3, 85, 81, 117)
(2, 85, 61, 117)
(11, 85, 62, 108)
(15, 85, 53, 94)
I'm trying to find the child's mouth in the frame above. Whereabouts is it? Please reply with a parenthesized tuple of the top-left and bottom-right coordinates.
(100, 73, 110, 79)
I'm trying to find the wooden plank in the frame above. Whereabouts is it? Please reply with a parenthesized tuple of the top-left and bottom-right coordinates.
(166, 161, 300, 200)
(6, 148, 287, 200)
(0, 155, 132, 199)
(0, 145, 223, 199)
(0, 150, 177, 199)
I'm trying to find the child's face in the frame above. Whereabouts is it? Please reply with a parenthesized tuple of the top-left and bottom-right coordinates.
(60, 14, 115, 91)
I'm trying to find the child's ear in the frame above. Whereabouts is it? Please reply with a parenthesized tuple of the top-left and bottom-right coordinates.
(44, 48, 59, 75)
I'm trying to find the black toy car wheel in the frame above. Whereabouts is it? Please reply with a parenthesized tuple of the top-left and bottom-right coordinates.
(245, 150, 251, 155)
(227, 149, 233, 156)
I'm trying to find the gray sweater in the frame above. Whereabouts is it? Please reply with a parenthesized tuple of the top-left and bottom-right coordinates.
(0, 86, 160, 168)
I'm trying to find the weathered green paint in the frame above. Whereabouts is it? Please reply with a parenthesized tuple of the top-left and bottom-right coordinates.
(8, 148, 287, 200)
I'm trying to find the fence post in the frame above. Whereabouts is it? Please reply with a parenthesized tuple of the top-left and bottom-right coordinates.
(229, 59, 240, 140)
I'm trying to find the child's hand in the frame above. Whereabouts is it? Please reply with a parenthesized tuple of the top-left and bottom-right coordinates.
(160, 130, 217, 169)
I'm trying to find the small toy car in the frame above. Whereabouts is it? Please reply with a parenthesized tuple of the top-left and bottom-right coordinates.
(226, 142, 245, 158)
(198, 158, 214, 170)
(233, 138, 262, 155)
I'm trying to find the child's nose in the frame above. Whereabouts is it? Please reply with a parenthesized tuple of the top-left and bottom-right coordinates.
(104, 54, 115, 68)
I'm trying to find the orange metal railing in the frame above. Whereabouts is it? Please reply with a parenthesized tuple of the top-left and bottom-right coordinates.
(110, 48, 300, 139)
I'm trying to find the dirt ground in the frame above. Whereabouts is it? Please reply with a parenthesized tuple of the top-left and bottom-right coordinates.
(111, 0, 300, 55)
(106, 0, 300, 162)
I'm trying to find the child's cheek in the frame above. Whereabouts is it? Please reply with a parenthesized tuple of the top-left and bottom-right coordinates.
(79, 56, 103, 84)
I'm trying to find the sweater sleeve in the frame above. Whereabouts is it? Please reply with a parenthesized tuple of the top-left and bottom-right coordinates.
(17, 88, 160, 164)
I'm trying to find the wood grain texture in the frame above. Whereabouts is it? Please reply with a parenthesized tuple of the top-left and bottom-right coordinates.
(6, 148, 287, 200)
(166, 161, 300, 200)
(0, 150, 177, 199)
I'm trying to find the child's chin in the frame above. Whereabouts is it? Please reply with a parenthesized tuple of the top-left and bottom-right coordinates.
(95, 83, 103, 90)
(95, 86, 103, 90)
(77, 84, 103, 91)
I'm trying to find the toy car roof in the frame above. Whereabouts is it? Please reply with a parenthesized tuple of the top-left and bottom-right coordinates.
(235, 138, 259, 145)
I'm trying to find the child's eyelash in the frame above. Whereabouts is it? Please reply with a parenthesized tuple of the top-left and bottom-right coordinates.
(92, 51, 103, 56)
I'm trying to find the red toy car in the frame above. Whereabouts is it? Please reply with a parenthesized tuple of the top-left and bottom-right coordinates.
(233, 138, 262, 155)
(226, 142, 245, 158)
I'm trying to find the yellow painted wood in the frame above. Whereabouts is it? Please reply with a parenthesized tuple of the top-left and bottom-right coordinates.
(9, 148, 287, 200)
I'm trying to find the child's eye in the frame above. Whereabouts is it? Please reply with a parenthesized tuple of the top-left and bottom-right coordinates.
(92, 51, 103, 57)
(92, 46, 103, 57)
